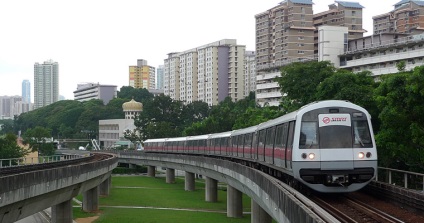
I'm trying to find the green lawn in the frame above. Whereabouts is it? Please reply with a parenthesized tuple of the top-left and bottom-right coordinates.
(74, 175, 253, 222)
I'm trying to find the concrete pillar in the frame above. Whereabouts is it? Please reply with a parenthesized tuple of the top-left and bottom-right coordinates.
(166, 168, 175, 184)
(251, 200, 272, 223)
(227, 185, 243, 218)
(205, 177, 218, 202)
(147, 166, 156, 177)
(185, 172, 195, 191)
(51, 199, 72, 223)
(100, 176, 111, 196)
(83, 186, 99, 212)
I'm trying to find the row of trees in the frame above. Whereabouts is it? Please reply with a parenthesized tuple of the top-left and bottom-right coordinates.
(2, 61, 423, 172)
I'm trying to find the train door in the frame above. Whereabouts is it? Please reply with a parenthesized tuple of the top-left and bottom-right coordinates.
(286, 121, 295, 170)
(257, 130, 266, 162)
(244, 133, 253, 159)
(265, 127, 276, 164)
(238, 135, 244, 158)
(274, 124, 288, 168)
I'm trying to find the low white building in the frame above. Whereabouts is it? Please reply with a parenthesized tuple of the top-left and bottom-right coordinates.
(98, 99, 142, 149)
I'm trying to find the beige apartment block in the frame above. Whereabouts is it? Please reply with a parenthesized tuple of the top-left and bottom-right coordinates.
(373, 0, 424, 35)
(164, 39, 246, 106)
(314, 1, 366, 54)
(255, 0, 315, 107)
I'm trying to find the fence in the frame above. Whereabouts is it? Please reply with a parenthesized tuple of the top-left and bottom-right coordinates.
(376, 167, 424, 191)
(0, 154, 83, 168)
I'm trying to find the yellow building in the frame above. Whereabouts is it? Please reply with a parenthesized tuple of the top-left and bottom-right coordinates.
(129, 59, 156, 89)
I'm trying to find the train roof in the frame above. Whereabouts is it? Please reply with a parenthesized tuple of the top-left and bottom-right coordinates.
(209, 131, 233, 139)
(165, 137, 187, 142)
(257, 110, 297, 131)
(186, 134, 210, 140)
(144, 138, 167, 143)
(257, 100, 368, 131)
(231, 125, 260, 136)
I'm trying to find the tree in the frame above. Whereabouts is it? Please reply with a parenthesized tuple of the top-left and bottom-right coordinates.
(123, 129, 142, 149)
(276, 61, 336, 112)
(374, 66, 424, 172)
(22, 126, 55, 156)
(0, 134, 28, 159)
(396, 60, 406, 72)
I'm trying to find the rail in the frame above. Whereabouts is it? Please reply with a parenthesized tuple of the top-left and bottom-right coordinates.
(376, 167, 424, 191)
(0, 154, 85, 168)
(344, 33, 424, 54)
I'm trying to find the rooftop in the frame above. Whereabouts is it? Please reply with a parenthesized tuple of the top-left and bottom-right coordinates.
(280, 0, 313, 5)
(335, 1, 364, 9)
(394, 0, 424, 8)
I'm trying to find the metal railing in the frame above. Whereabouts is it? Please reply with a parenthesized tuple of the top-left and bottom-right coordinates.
(376, 167, 424, 191)
(0, 154, 83, 168)
(344, 33, 424, 55)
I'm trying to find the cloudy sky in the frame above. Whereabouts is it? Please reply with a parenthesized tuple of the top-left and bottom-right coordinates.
(0, 0, 400, 100)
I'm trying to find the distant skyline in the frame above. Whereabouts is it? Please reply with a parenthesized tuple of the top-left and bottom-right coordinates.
(0, 0, 401, 100)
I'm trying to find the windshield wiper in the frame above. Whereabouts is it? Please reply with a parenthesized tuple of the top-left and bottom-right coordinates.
(355, 134, 364, 147)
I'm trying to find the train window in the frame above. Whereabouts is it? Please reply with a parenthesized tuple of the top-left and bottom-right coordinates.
(299, 122, 318, 149)
(287, 121, 295, 148)
(353, 120, 372, 147)
(265, 127, 276, 148)
(275, 124, 288, 149)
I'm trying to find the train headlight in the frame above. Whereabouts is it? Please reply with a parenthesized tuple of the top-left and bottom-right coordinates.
(358, 152, 365, 159)
(366, 152, 372, 158)
(301, 153, 307, 159)
(308, 153, 315, 160)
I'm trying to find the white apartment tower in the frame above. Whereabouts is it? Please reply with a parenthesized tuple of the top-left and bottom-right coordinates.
(244, 51, 256, 97)
(164, 39, 246, 106)
(34, 60, 59, 109)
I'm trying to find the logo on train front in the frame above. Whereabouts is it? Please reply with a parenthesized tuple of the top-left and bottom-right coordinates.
(322, 117, 331, 124)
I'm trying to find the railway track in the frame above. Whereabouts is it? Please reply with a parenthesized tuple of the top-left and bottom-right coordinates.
(0, 153, 113, 176)
(311, 194, 404, 223)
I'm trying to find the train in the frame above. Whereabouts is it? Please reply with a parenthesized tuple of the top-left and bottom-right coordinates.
(144, 100, 377, 193)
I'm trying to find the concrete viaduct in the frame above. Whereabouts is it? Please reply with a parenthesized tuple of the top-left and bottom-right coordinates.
(117, 151, 336, 223)
(0, 154, 117, 223)
(0, 151, 336, 223)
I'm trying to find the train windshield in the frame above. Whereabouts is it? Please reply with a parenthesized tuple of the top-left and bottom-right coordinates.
(299, 110, 373, 149)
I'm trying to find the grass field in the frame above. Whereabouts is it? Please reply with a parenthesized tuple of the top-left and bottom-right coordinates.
(73, 175, 254, 223)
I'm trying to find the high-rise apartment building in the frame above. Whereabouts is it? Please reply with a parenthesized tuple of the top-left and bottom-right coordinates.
(373, 0, 424, 35)
(34, 60, 59, 109)
(0, 96, 30, 119)
(156, 65, 164, 90)
(164, 39, 245, 106)
(244, 51, 256, 97)
(256, 0, 315, 70)
(22, 80, 31, 103)
(129, 59, 156, 90)
(313, 1, 365, 54)
(255, 0, 315, 106)
(255, 0, 366, 107)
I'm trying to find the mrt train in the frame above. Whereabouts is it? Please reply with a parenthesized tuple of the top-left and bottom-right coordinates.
(144, 100, 377, 193)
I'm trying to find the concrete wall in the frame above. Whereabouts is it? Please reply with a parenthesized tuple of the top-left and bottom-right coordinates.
(0, 154, 118, 223)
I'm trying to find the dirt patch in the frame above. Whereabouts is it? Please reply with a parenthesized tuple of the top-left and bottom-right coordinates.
(75, 216, 99, 223)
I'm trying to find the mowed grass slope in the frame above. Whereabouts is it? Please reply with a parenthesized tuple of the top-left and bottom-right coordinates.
(74, 175, 253, 223)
